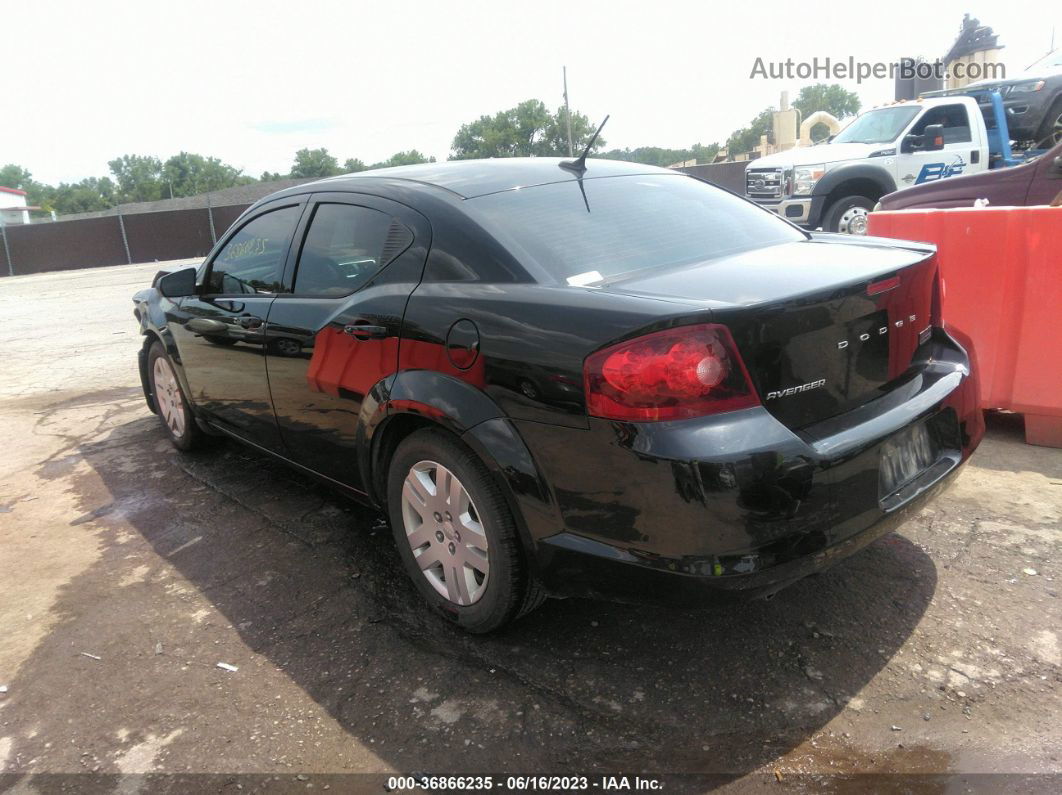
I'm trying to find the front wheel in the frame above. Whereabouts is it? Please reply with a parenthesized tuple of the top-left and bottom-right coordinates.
(148, 341, 209, 451)
(1034, 97, 1062, 149)
(386, 428, 545, 633)
(822, 195, 875, 235)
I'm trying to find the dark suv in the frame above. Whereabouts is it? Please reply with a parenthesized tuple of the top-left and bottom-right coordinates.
(133, 158, 983, 632)
(967, 49, 1062, 147)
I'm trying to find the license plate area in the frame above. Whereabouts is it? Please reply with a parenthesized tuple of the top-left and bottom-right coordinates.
(879, 420, 940, 499)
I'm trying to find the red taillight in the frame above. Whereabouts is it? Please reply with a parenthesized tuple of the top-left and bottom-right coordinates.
(867, 275, 901, 296)
(584, 324, 760, 422)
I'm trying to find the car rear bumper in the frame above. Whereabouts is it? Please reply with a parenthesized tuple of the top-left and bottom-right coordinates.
(518, 329, 983, 603)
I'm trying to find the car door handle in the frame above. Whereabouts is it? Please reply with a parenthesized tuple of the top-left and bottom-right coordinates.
(343, 323, 388, 339)
(237, 316, 263, 329)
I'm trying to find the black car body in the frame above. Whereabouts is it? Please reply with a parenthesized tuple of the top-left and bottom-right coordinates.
(133, 158, 983, 630)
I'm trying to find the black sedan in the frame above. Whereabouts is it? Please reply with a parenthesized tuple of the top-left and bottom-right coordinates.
(133, 158, 983, 632)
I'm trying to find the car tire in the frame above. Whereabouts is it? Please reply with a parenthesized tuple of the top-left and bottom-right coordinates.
(148, 340, 208, 452)
(823, 195, 875, 235)
(518, 379, 540, 400)
(1034, 97, 1062, 149)
(269, 337, 302, 356)
(387, 428, 546, 633)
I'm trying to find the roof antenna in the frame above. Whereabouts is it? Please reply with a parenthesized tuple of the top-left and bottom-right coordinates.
(559, 114, 609, 175)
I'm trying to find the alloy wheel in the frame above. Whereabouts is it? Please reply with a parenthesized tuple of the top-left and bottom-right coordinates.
(274, 338, 301, 356)
(153, 356, 186, 438)
(400, 460, 489, 606)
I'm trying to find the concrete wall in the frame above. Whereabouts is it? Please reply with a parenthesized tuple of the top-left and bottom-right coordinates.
(675, 161, 748, 194)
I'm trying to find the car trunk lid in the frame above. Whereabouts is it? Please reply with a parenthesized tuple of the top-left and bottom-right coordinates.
(597, 237, 939, 429)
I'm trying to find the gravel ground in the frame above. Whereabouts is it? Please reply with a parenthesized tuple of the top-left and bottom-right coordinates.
(0, 262, 1060, 792)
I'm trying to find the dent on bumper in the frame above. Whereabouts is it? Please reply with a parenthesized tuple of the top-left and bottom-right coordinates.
(519, 332, 982, 602)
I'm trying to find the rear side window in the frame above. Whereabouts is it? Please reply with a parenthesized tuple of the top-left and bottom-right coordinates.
(466, 174, 805, 284)
(293, 203, 412, 297)
(207, 205, 300, 294)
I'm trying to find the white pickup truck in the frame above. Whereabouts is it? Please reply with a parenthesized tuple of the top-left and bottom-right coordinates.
(745, 96, 990, 234)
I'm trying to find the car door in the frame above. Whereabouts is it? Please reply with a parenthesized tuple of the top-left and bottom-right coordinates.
(168, 199, 305, 450)
(264, 192, 430, 492)
(898, 104, 978, 188)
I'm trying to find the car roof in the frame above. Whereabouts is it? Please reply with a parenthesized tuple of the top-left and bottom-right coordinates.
(297, 157, 676, 200)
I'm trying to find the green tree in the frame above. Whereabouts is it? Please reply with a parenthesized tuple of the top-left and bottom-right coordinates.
(161, 152, 249, 197)
(290, 148, 340, 178)
(726, 108, 775, 157)
(598, 142, 720, 167)
(0, 164, 50, 208)
(535, 109, 603, 157)
(47, 177, 117, 215)
(791, 83, 861, 122)
(791, 83, 862, 142)
(108, 154, 164, 203)
(0, 164, 34, 192)
(450, 99, 604, 160)
(368, 150, 435, 169)
(343, 158, 368, 173)
(259, 170, 285, 181)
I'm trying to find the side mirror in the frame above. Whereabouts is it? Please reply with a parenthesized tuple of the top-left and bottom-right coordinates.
(158, 267, 197, 298)
(1053, 155, 1062, 174)
(922, 124, 945, 151)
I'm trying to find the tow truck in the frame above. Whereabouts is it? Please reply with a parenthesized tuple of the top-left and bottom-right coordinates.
(744, 90, 1049, 234)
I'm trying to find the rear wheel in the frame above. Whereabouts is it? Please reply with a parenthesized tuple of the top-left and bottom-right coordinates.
(387, 428, 545, 633)
(823, 195, 874, 235)
(148, 341, 208, 451)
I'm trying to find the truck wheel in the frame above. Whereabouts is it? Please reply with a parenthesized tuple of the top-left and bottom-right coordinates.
(823, 196, 875, 235)
(387, 428, 546, 633)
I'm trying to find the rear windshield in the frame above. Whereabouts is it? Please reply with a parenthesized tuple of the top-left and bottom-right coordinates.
(465, 174, 805, 285)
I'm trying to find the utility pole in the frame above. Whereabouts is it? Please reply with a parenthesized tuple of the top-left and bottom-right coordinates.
(563, 66, 574, 157)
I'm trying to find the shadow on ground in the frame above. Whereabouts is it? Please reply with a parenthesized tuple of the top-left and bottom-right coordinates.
(4, 413, 938, 781)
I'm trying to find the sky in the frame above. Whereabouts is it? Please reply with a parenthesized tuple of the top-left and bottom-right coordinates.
(4, 0, 1060, 186)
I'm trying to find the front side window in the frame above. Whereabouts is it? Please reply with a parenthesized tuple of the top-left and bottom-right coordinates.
(466, 174, 805, 285)
(909, 104, 972, 144)
(207, 205, 300, 294)
(293, 203, 409, 297)
(833, 106, 922, 144)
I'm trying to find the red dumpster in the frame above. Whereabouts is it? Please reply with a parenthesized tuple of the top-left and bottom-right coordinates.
(868, 206, 1062, 447)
